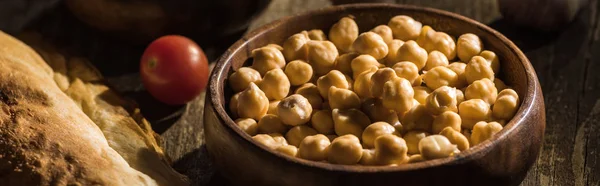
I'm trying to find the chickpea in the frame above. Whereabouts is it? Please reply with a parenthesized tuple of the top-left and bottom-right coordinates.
(493, 89, 520, 120)
(395, 40, 428, 70)
(418, 28, 456, 60)
(361, 98, 400, 125)
(384, 39, 405, 66)
(307, 40, 339, 76)
(432, 111, 461, 134)
(374, 134, 409, 165)
(418, 135, 459, 160)
(335, 53, 359, 76)
(316, 70, 350, 99)
(447, 62, 468, 88)
(344, 74, 355, 91)
(465, 78, 498, 105)
(458, 99, 491, 129)
(494, 78, 508, 91)
(295, 83, 324, 109)
(402, 104, 434, 132)
(278, 94, 313, 126)
(479, 50, 500, 74)
(298, 134, 331, 161)
(439, 127, 470, 151)
(311, 110, 335, 134)
(235, 118, 258, 136)
(276, 145, 299, 157)
(328, 86, 361, 110)
(362, 122, 396, 148)
(352, 32, 389, 60)
(392, 62, 419, 85)
(332, 108, 371, 137)
(283, 32, 310, 61)
(425, 86, 458, 115)
(351, 54, 381, 78)
(258, 68, 291, 100)
(457, 33, 483, 62)
(416, 25, 433, 47)
(269, 133, 289, 147)
(284, 60, 313, 86)
(407, 154, 426, 163)
(253, 134, 280, 149)
(251, 46, 286, 75)
(238, 83, 269, 120)
(329, 17, 359, 53)
(354, 67, 378, 98)
(423, 66, 459, 90)
(370, 68, 399, 98)
(286, 125, 319, 147)
(229, 92, 240, 118)
(327, 135, 363, 164)
(413, 86, 432, 105)
(388, 15, 422, 41)
(471, 121, 503, 146)
(404, 130, 430, 154)
(424, 51, 449, 71)
(370, 25, 394, 44)
(465, 56, 495, 84)
(268, 100, 280, 115)
(308, 29, 327, 41)
(455, 88, 465, 105)
(359, 149, 376, 165)
(257, 114, 288, 134)
(229, 67, 262, 93)
(382, 78, 415, 114)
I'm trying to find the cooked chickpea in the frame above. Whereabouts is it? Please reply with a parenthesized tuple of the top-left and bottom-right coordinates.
(328, 86, 361, 110)
(471, 121, 503, 146)
(392, 62, 419, 85)
(332, 108, 371, 137)
(404, 130, 430, 154)
(382, 78, 415, 114)
(283, 32, 310, 61)
(374, 134, 409, 165)
(268, 101, 280, 115)
(253, 134, 280, 149)
(258, 69, 290, 101)
(416, 25, 433, 47)
(493, 89, 520, 120)
(329, 17, 359, 53)
(316, 70, 350, 99)
(370, 68, 399, 98)
(343, 74, 354, 90)
(257, 114, 287, 134)
(354, 67, 378, 98)
(276, 145, 299, 157)
(352, 32, 389, 60)
(418, 28, 456, 60)
(238, 83, 269, 120)
(424, 51, 449, 71)
(395, 40, 428, 70)
(311, 110, 335, 134)
(465, 78, 498, 105)
(465, 56, 495, 84)
(278, 94, 313, 126)
(413, 86, 432, 105)
(251, 45, 286, 75)
(370, 25, 393, 44)
(361, 98, 400, 125)
(388, 15, 422, 41)
(307, 40, 339, 76)
(359, 149, 376, 165)
(295, 83, 324, 109)
(423, 66, 459, 90)
(418, 135, 459, 160)
(402, 104, 434, 132)
(425, 86, 458, 115)
(362, 122, 396, 148)
(235, 118, 258, 136)
(479, 50, 500, 74)
(269, 133, 289, 146)
(457, 33, 483, 62)
(308, 29, 327, 41)
(286, 125, 319, 147)
(229, 92, 240, 118)
(455, 88, 465, 105)
(298, 134, 331, 161)
(458, 99, 491, 129)
(335, 53, 359, 76)
(439, 127, 470, 151)
(432, 111, 461, 134)
(384, 39, 405, 66)
(447, 62, 468, 88)
(327, 135, 363, 165)
(351, 54, 381, 78)
(284, 60, 313, 86)
(229, 67, 262, 93)
(494, 78, 508, 91)
(407, 154, 426, 163)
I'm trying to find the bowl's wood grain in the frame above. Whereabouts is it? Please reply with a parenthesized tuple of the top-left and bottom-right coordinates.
(204, 4, 545, 186)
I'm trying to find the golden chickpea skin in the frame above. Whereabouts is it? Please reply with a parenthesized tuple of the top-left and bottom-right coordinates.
(471, 121, 503, 146)
(423, 66, 459, 90)
(316, 70, 350, 99)
(416, 25, 433, 47)
(457, 33, 483, 62)
(362, 122, 396, 148)
(408, 154, 426, 163)
(238, 83, 269, 120)
(465, 56, 495, 84)
(440, 127, 470, 151)
(284, 60, 313, 86)
(276, 145, 298, 157)
(268, 101, 280, 115)
(307, 40, 339, 76)
(494, 78, 508, 91)
(371, 25, 394, 44)
(395, 40, 428, 70)
(278, 94, 313, 126)
(370, 68, 399, 98)
(327, 135, 363, 165)
(258, 68, 290, 100)
(384, 39, 405, 66)
(351, 54, 381, 78)
(361, 98, 400, 125)
(295, 83, 323, 109)
(332, 108, 371, 137)
(432, 111, 461, 134)
(493, 89, 520, 120)
(352, 32, 389, 60)
(269, 133, 289, 147)
(455, 88, 465, 105)
(420, 31, 457, 60)
(329, 17, 359, 53)
(413, 86, 432, 105)
(251, 46, 286, 75)
(253, 134, 280, 149)
(465, 78, 498, 105)
(425, 86, 458, 115)
(308, 29, 327, 41)
(424, 51, 449, 71)
(388, 15, 422, 41)
(311, 110, 335, 134)
(328, 86, 361, 110)
(447, 62, 468, 88)
(404, 130, 430, 154)
(285, 125, 318, 147)
(354, 67, 378, 98)
(458, 99, 491, 129)
(392, 62, 419, 85)
(334, 53, 359, 76)
(229, 92, 240, 118)
(298, 134, 331, 161)
(479, 50, 500, 74)
(374, 134, 409, 165)
(402, 104, 434, 132)
(283, 32, 310, 61)
(257, 114, 287, 134)
(359, 149, 376, 165)
(235, 118, 258, 136)
(382, 78, 415, 114)
(229, 67, 262, 93)
(418, 135, 459, 160)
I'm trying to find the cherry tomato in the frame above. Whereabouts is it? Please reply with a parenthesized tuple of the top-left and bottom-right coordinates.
(140, 35, 209, 105)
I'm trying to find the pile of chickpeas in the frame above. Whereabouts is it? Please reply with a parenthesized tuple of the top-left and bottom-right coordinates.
(227, 15, 520, 166)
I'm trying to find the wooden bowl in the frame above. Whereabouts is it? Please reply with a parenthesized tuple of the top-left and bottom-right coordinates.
(204, 4, 545, 186)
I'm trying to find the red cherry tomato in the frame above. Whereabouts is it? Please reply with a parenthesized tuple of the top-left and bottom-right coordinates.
(140, 35, 209, 105)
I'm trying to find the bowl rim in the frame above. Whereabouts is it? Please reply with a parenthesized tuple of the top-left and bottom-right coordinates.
(208, 3, 540, 172)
